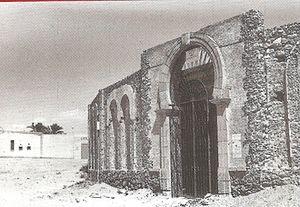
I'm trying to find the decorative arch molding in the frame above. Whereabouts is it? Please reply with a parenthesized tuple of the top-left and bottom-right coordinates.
(165, 33, 231, 197)
(165, 33, 226, 99)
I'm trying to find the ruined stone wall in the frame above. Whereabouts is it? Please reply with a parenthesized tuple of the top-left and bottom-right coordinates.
(140, 12, 251, 193)
(88, 9, 300, 196)
(88, 68, 159, 191)
(89, 170, 160, 193)
(232, 11, 300, 197)
(102, 70, 152, 170)
(194, 15, 248, 172)
(142, 13, 250, 193)
(289, 51, 300, 167)
(265, 23, 300, 182)
(231, 10, 268, 196)
(265, 23, 300, 166)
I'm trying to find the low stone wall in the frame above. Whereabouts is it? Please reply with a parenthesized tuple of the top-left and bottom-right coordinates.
(230, 168, 300, 197)
(89, 170, 161, 193)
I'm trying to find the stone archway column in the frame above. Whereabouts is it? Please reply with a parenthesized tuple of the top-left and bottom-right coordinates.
(210, 91, 231, 194)
(165, 33, 229, 196)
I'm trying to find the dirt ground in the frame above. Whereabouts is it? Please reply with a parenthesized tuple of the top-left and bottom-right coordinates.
(0, 158, 299, 207)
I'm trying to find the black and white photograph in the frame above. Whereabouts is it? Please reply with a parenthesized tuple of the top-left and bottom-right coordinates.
(0, 0, 300, 206)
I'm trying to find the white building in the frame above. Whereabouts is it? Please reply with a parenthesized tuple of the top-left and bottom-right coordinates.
(0, 130, 88, 159)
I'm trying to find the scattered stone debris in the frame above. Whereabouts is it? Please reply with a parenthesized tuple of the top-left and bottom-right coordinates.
(89, 193, 102, 198)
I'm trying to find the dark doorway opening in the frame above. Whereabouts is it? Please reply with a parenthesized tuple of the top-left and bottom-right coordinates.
(179, 80, 218, 197)
(171, 46, 218, 197)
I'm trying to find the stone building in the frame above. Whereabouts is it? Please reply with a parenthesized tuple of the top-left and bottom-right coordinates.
(88, 10, 300, 197)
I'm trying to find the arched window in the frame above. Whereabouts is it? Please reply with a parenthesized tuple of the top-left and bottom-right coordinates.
(110, 100, 121, 169)
(121, 95, 132, 170)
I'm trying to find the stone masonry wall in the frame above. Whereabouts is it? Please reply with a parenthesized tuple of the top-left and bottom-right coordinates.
(288, 51, 300, 167)
(88, 9, 300, 196)
(233, 10, 268, 196)
(88, 66, 155, 191)
(102, 69, 152, 170)
(265, 23, 300, 179)
(142, 13, 248, 193)
(89, 170, 160, 193)
(232, 11, 300, 197)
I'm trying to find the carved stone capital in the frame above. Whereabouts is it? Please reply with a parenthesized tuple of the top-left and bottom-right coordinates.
(210, 87, 231, 115)
(212, 87, 230, 100)
(152, 108, 180, 135)
(210, 98, 231, 115)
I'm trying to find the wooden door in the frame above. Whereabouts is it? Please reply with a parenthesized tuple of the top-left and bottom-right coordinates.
(179, 80, 217, 197)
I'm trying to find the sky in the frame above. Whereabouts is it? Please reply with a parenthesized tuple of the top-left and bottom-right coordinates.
(0, 0, 299, 135)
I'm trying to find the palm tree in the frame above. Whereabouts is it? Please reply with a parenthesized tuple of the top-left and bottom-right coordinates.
(50, 123, 64, 134)
(27, 122, 49, 133)
(27, 123, 64, 134)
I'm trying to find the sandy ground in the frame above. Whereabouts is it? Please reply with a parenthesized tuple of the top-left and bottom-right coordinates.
(0, 158, 299, 207)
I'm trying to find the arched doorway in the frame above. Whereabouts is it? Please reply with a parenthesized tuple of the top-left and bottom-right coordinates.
(170, 44, 219, 197)
(121, 94, 133, 170)
(110, 99, 121, 170)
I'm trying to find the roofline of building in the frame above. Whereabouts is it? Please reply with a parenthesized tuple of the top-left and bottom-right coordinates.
(2, 130, 43, 135)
